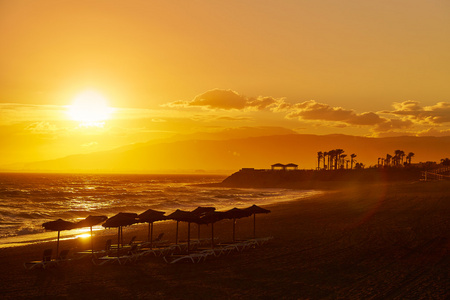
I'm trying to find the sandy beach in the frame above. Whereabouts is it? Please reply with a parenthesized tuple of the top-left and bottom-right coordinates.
(0, 180, 449, 299)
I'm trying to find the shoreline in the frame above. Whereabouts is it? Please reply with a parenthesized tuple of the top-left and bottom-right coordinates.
(0, 180, 449, 299)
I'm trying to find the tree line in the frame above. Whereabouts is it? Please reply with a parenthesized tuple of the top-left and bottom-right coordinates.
(316, 149, 361, 170)
(378, 150, 415, 167)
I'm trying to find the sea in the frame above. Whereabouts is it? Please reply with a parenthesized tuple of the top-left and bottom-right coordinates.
(0, 172, 322, 248)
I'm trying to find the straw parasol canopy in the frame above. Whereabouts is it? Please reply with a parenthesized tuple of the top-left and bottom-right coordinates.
(199, 211, 227, 248)
(138, 209, 166, 249)
(102, 212, 138, 250)
(167, 209, 200, 252)
(244, 204, 271, 238)
(224, 208, 252, 242)
(191, 206, 216, 240)
(191, 206, 216, 216)
(42, 218, 76, 257)
(75, 215, 108, 253)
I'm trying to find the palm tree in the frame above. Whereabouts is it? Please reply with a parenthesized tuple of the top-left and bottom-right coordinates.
(441, 158, 450, 166)
(399, 150, 405, 165)
(351, 154, 357, 169)
(393, 150, 405, 167)
(340, 154, 347, 169)
(385, 154, 392, 167)
(328, 150, 336, 170)
(323, 152, 329, 170)
(335, 149, 344, 170)
(406, 152, 415, 165)
(317, 151, 323, 170)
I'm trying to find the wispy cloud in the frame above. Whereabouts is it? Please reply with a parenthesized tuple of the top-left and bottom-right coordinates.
(388, 101, 450, 124)
(165, 89, 283, 111)
(163, 89, 450, 136)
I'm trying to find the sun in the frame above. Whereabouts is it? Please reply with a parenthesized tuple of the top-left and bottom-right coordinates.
(67, 90, 114, 126)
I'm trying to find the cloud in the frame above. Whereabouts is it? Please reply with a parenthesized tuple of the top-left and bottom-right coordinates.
(165, 89, 282, 111)
(284, 100, 386, 126)
(162, 89, 450, 135)
(216, 116, 253, 121)
(0, 103, 66, 124)
(389, 101, 450, 124)
(416, 127, 450, 137)
(373, 118, 414, 132)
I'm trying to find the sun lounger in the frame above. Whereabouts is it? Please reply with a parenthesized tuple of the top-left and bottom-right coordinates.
(138, 244, 177, 258)
(55, 249, 71, 266)
(75, 239, 112, 259)
(92, 244, 140, 265)
(23, 249, 71, 269)
(24, 248, 55, 270)
(163, 251, 212, 264)
(250, 236, 274, 246)
(110, 236, 137, 249)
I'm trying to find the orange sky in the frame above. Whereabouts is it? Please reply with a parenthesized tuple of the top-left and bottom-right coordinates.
(1, 0, 450, 166)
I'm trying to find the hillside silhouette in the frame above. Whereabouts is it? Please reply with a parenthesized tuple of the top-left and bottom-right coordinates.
(5, 133, 450, 173)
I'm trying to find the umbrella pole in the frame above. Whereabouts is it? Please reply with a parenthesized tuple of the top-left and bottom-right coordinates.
(187, 222, 191, 254)
(233, 219, 236, 242)
(211, 223, 214, 249)
(175, 221, 179, 244)
(253, 213, 256, 239)
(120, 227, 124, 248)
(117, 227, 121, 256)
(57, 231, 60, 258)
(148, 223, 151, 243)
(91, 226, 94, 254)
(150, 222, 154, 250)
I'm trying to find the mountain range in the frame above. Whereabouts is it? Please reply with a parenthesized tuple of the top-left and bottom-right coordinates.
(3, 127, 450, 173)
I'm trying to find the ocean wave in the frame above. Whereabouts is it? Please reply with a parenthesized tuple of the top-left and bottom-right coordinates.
(0, 173, 315, 246)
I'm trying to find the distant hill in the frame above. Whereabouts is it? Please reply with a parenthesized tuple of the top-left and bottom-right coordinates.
(5, 134, 450, 173)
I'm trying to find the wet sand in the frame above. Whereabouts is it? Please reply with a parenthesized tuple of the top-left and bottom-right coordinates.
(0, 180, 449, 299)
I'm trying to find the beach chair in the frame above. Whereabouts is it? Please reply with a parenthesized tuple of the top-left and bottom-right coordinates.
(138, 244, 178, 258)
(24, 248, 55, 270)
(111, 236, 137, 249)
(250, 236, 274, 246)
(93, 244, 140, 265)
(75, 239, 112, 259)
(163, 251, 211, 264)
(55, 249, 71, 266)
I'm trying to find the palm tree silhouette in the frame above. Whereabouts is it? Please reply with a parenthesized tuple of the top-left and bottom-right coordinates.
(317, 151, 323, 170)
(406, 152, 415, 165)
(385, 154, 392, 167)
(351, 154, 357, 169)
(335, 149, 344, 170)
(340, 154, 347, 169)
(441, 158, 450, 166)
(328, 150, 336, 170)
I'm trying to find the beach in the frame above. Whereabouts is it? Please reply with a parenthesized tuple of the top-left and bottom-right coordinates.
(0, 180, 449, 299)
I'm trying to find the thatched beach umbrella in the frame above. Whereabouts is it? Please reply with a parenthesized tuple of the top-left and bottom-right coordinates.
(42, 218, 75, 258)
(75, 215, 108, 253)
(224, 208, 252, 242)
(102, 212, 138, 253)
(199, 211, 227, 248)
(167, 209, 199, 253)
(244, 204, 271, 238)
(138, 209, 166, 249)
(191, 206, 216, 239)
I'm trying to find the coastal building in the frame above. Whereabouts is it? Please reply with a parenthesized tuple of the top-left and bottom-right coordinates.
(271, 163, 298, 171)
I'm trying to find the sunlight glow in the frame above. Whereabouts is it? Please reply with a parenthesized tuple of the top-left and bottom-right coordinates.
(76, 233, 91, 239)
(67, 90, 114, 126)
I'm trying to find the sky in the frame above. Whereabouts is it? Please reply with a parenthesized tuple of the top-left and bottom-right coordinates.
(1, 0, 450, 166)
